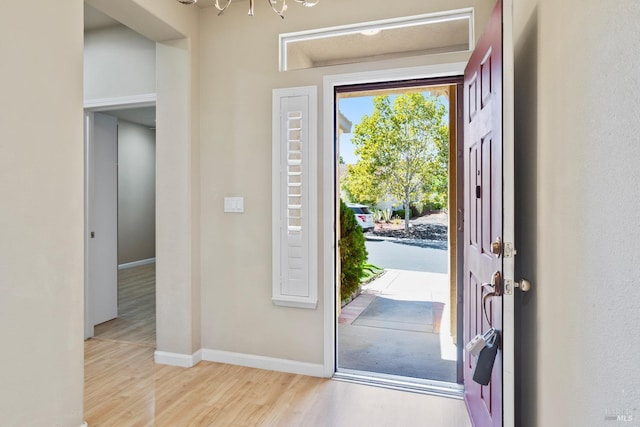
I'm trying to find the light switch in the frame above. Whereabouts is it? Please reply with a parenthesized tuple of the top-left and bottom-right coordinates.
(224, 197, 244, 213)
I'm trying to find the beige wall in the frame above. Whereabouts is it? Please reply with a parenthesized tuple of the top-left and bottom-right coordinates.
(118, 120, 156, 264)
(0, 1, 85, 426)
(84, 25, 156, 101)
(513, 0, 640, 425)
(198, 0, 494, 363)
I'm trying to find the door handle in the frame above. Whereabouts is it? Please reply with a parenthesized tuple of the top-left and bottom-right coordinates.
(505, 278, 532, 294)
(481, 271, 502, 327)
(490, 237, 502, 257)
(482, 271, 503, 296)
(515, 278, 531, 292)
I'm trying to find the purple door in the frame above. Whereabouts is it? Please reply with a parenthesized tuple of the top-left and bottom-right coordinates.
(463, 1, 505, 425)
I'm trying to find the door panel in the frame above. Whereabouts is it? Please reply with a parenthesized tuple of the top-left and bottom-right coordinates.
(464, 0, 510, 425)
(88, 112, 119, 333)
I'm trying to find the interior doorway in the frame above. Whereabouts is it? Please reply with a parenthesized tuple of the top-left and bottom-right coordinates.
(85, 107, 157, 347)
(334, 77, 464, 392)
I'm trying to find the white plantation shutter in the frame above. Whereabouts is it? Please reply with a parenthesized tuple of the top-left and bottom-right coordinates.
(272, 86, 318, 309)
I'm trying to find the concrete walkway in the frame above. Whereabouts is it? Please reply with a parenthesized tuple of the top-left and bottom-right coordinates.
(338, 269, 457, 383)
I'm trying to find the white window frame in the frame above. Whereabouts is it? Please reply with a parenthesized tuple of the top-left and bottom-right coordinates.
(272, 86, 318, 309)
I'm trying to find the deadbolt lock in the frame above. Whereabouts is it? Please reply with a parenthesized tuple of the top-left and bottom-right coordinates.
(490, 237, 503, 257)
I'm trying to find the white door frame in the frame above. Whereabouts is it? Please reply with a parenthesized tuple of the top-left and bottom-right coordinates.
(321, 62, 467, 377)
(83, 94, 157, 339)
(502, 0, 516, 424)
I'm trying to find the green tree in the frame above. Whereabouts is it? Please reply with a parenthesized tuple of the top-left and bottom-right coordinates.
(342, 93, 449, 230)
(339, 199, 367, 301)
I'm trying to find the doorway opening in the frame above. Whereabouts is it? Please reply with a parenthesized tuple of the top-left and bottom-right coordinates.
(334, 77, 464, 393)
(85, 107, 157, 348)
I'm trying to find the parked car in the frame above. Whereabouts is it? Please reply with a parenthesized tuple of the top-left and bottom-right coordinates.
(347, 203, 374, 231)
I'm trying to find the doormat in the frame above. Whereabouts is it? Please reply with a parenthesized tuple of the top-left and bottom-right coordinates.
(352, 296, 443, 334)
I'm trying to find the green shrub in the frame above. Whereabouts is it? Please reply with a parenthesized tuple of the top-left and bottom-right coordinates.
(339, 199, 368, 301)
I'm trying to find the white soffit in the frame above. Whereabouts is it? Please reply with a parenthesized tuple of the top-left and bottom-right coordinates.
(280, 9, 474, 71)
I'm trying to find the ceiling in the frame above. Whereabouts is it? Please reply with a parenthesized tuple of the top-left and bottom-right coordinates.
(289, 19, 469, 69)
(105, 107, 156, 128)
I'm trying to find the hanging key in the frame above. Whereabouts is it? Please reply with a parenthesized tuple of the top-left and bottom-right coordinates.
(472, 329, 500, 386)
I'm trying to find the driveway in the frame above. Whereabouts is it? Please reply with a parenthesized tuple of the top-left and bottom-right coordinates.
(365, 237, 448, 273)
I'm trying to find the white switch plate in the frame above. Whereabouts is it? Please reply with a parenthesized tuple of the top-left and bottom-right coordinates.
(224, 197, 244, 213)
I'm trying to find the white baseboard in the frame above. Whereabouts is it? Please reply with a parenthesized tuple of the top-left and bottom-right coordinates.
(201, 349, 325, 377)
(118, 257, 156, 270)
(154, 349, 202, 368)
(153, 348, 326, 378)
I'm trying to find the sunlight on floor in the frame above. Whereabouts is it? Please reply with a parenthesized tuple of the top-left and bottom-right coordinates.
(361, 269, 457, 362)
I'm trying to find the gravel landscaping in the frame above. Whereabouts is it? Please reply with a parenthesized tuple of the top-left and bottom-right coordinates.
(368, 222, 448, 241)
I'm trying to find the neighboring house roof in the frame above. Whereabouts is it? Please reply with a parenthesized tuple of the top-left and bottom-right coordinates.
(338, 110, 352, 134)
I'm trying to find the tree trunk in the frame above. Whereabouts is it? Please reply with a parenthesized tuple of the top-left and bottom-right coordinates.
(404, 199, 410, 231)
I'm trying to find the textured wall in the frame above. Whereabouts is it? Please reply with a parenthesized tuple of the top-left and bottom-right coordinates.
(118, 120, 156, 264)
(0, 1, 85, 425)
(514, 0, 640, 425)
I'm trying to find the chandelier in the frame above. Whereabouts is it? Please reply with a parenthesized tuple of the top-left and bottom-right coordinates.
(176, 0, 319, 19)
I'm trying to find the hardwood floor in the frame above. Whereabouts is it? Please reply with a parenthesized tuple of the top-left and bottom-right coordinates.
(84, 339, 471, 426)
(85, 262, 470, 426)
(93, 263, 156, 347)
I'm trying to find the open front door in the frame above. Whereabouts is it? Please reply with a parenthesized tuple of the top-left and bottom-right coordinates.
(463, 0, 514, 425)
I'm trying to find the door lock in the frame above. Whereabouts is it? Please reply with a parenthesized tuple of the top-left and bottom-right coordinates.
(505, 278, 532, 294)
(490, 237, 503, 257)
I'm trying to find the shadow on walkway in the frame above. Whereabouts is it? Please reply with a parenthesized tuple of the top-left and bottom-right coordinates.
(338, 269, 457, 383)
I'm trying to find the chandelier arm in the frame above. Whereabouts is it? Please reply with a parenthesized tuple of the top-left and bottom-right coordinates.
(177, 0, 316, 17)
(268, 0, 288, 19)
(294, 0, 319, 6)
(214, 0, 234, 16)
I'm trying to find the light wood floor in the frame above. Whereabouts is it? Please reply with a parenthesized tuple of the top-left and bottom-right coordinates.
(93, 263, 156, 347)
(84, 339, 471, 426)
(85, 263, 470, 426)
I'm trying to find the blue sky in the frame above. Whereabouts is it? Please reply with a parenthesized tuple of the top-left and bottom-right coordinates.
(338, 96, 375, 165)
(338, 92, 449, 165)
